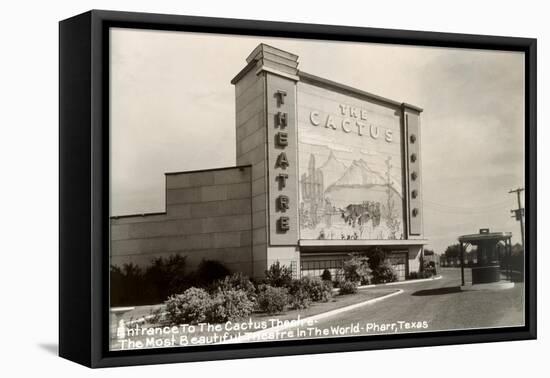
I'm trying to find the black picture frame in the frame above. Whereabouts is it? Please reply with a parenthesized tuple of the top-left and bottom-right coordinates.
(59, 9, 537, 368)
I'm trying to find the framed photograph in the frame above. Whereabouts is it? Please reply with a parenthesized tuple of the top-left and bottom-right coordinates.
(59, 10, 536, 368)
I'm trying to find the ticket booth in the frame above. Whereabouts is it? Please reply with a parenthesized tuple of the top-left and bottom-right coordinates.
(458, 229, 513, 286)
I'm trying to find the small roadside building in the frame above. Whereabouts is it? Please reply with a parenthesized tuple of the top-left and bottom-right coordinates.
(111, 44, 428, 280)
(458, 229, 513, 285)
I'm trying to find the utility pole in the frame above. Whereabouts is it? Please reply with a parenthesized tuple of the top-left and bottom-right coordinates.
(509, 187, 525, 251)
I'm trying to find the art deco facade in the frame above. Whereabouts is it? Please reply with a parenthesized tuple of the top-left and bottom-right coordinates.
(111, 44, 427, 280)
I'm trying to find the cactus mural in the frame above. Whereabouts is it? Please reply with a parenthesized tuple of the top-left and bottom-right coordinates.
(299, 147, 404, 240)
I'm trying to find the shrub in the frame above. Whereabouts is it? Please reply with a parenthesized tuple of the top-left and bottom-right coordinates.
(333, 272, 344, 288)
(332, 268, 346, 287)
(165, 287, 213, 324)
(343, 254, 371, 284)
(423, 261, 437, 276)
(409, 268, 434, 280)
(214, 273, 257, 303)
(299, 276, 333, 302)
(144, 255, 190, 302)
(209, 288, 255, 322)
(339, 280, 358, 295)
(264, 261, 293, 288)
(257, 285, 288, 314)
(371, 261, 398, 284)
(111, 256, 198, 306)
(287, 280, 312, 310)
(110, 263, 145, 306)
(196, 260, 230, 286)
(366, 248, 385, 270)
(321, 269, 332, 282)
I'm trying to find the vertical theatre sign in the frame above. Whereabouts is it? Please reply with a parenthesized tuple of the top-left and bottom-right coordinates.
(275, 90, 289, 231)
(267, 74, 299, 245)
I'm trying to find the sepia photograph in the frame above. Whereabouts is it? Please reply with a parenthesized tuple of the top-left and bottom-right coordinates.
(107, 28, 526, 351)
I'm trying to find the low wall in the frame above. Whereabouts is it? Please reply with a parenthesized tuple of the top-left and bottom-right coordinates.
(110, 166, 254, 276)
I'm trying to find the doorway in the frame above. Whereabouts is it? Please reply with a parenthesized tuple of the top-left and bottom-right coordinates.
(386, 252, 408, 281)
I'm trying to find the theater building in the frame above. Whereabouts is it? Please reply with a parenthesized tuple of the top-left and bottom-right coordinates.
(111, 44, 427, 280)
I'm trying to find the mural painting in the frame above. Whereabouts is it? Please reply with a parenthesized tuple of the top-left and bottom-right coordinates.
(297, 85, 405, 240)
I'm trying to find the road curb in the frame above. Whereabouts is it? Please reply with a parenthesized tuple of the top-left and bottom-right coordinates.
(124, 276, 442, 327)
(330, 275, 443, 294)
(357, 275, 442, 289)
(124, 276, 441, 328)
(223, 288, 404, 344)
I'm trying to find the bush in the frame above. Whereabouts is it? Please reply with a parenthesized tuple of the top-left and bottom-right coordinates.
(409, 269, 434, 280)
(209, 288, 255, 323)
(111, 255, 196, 306)
(366, 248, 385, 270)
(196, 260, 230, 286)
(287, 279, 312, 310)
(423, 261, 437, 276)
(339, 280, 358, 295)
(264, 261, 293, 288)
(165, 287, 213, 324)
(408, 261, 436, 280)
(371, 261, 398, 284)
(164, 286, 256, 325)
(333, 269, 346, 287)
(257, 285, 288, 314)
(343, 254, 371, 284)
(333, 272, 344, 288)
(321, 269, 332, 282)
(110, 263, 145, 306)
(299, 276, 333, 302)
(144, 255, 190, 302)
(213, 273, 256, 303)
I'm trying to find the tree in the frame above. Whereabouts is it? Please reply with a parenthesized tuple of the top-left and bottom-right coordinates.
(424, 248, 435, 256)
(343, 254, 371, 284)
(511, 243, 524, 256)
(444, 244, 461, 259)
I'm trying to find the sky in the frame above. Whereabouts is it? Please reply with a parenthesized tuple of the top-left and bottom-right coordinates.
(110, 28, 525, 254)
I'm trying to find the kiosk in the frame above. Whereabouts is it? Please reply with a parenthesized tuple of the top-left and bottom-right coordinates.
(458, 229, 513, 286)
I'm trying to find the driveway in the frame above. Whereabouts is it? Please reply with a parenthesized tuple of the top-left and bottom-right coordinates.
(282, 268, 525, 338)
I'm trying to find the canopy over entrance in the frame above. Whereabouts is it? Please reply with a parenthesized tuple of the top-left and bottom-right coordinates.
(458, 229, 513, 286)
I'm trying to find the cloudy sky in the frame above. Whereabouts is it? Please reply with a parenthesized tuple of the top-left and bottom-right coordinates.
(110, 28, 525, 253)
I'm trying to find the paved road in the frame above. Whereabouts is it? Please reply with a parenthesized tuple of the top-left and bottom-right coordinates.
(285, 268, 525, 338)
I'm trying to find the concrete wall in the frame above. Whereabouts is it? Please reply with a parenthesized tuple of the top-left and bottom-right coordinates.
(407, 245, 423, 273)
(267, 246, 301, 278)
(234, 64, 269, 278)
(110, 166, 254, 276)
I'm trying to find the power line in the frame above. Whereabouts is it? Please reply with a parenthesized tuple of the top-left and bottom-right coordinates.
(509, 187, 525, 251)
(423, 199, 509, 210)
(424, 207, 507, 215)
(423, 201, 509, 215)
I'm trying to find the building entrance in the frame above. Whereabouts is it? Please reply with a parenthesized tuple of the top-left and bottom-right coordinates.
(386, 252, 408, 281)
